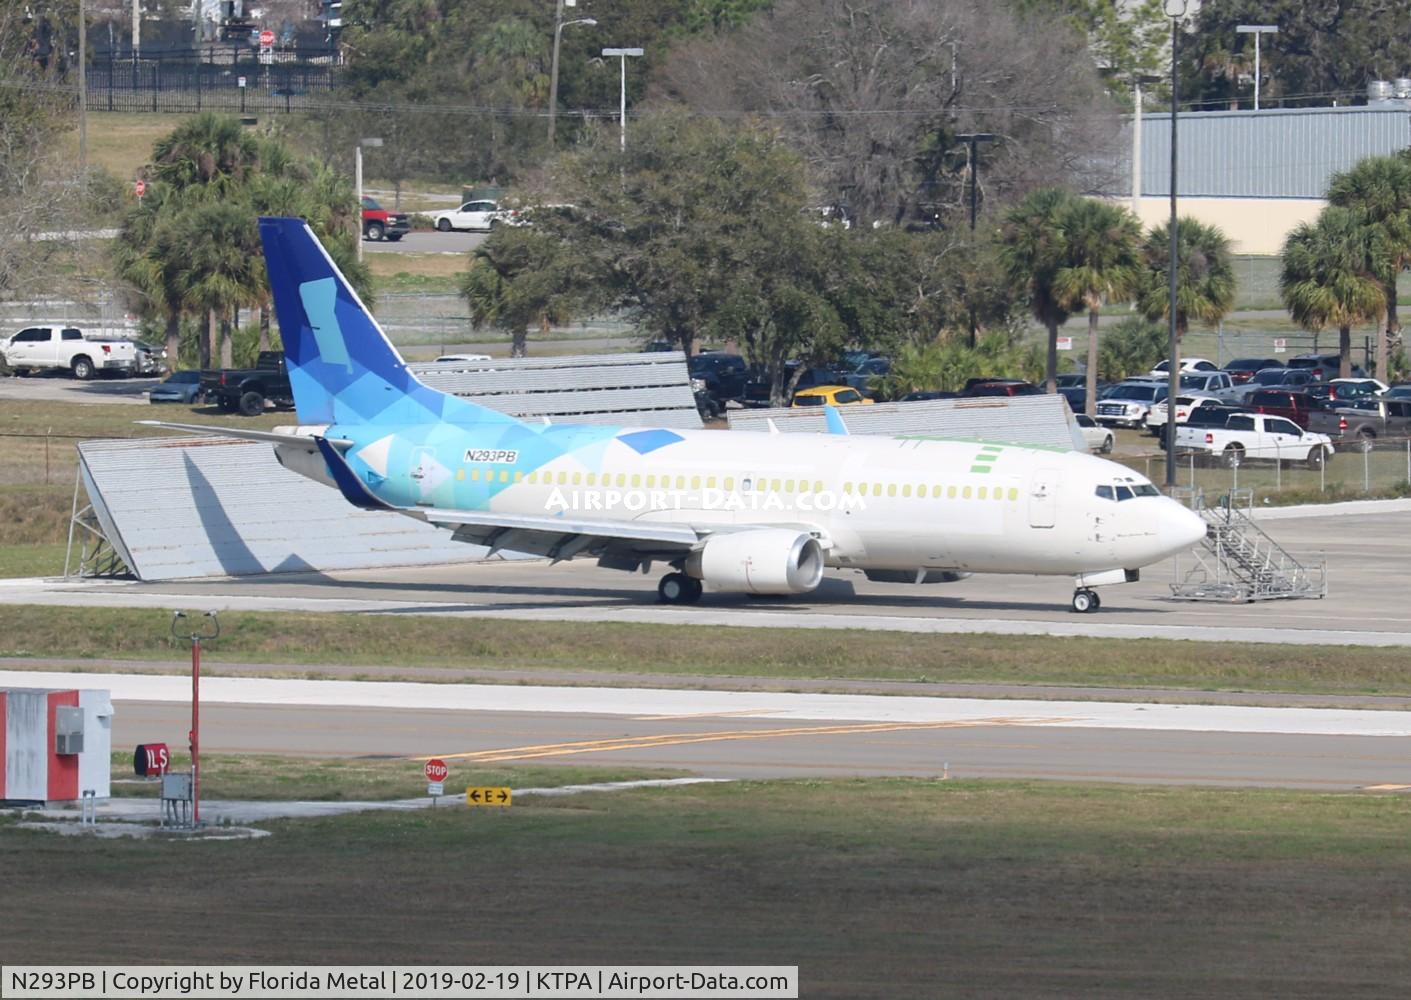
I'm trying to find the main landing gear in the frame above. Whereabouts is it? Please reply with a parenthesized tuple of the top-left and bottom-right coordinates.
(1070, 588, 1101, 614)
(658, 572, 703, 605)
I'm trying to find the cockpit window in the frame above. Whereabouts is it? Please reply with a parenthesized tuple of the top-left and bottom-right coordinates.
(1133, 484, 1161, 497)
(1095, 485, 1115, 501)
(1115, 486, 1134, 501)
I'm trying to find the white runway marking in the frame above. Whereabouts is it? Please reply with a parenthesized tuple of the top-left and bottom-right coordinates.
(7, 670, 1411, 738)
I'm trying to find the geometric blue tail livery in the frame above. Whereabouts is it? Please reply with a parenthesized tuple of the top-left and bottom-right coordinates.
(258, 217, 518, 429)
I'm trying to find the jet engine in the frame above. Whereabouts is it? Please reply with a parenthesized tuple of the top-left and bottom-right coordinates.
(686, 529, 825, 595)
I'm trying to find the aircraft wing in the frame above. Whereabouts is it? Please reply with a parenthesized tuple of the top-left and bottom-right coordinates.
(406, 507, 709, 560)
(135, 420, 354, 452)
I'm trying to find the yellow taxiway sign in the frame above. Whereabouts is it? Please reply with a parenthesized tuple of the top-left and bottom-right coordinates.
(465, 786, 512, 807)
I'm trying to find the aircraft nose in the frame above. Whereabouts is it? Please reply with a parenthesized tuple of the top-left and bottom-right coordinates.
(1158, 500, 1208, 553)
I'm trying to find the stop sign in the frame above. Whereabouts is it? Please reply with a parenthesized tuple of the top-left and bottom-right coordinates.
(134, 179, 145, 198)
(259, 29, 275, 47)
(424, 758, 448, 782)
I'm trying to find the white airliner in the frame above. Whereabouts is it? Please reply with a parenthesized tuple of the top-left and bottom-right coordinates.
(145, 218, 1207, 614)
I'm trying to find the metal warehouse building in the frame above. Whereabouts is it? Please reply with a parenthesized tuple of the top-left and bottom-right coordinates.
(1123, 103, 1411, 254)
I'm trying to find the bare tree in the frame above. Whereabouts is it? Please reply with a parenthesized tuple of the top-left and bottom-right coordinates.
(656, 0, 1123, 228)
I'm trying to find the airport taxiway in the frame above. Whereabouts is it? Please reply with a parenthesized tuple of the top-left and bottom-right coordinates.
(2, 502, 1410, 644)
(6, 669, 1409, 790)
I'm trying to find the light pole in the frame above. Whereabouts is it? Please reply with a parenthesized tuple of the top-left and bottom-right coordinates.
(78, 0, 87, 176)
(355, 137, 382, 261)
(1164, 0, 1188, 490)
(547, 4, 598, 146)
(602, 47, 644, 152)
(955, 132, 995, 348)
(171, 610, 219, 828)
(1235, 25, 1278, 110)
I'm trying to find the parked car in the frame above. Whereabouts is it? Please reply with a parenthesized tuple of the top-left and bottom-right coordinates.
(200, 350, 293, 416)
(792, 385, 874, 408)
(742, 363, 847, 407)
(1222, 357, 1284, 384)
(900, 390, 959, 402)
(844, 356, 891, 394)
(1217, 367, 1317, 403)
(963, 379, 1042, 397)
(1247, 389, 1328, 429)
(688, 352, 749, 405)
(148, 369, 203, 404)
(426, 199, 507, 232)
(1175, 412, 1333, 469)
(1095, 380, 1169, 427)
(1308, 397, 1411, 443)
(1286, 352, 1367, 380)
(1156, 402, 1252, 450)
(1144, 393, 1225, 434)
(1178, 371, 1235, 395)
(1074, 414, 1114, 454)
(1149, 357, 1219, 376)
(1384, 384, 1411, 401)
(1, 326, 160, 379)
(360, 196, 409, 242)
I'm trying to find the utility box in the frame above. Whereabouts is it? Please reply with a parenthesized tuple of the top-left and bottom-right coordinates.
(1, 689, 113, 805)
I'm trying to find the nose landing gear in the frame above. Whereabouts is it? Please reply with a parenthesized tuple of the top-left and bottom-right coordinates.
(1070, 588, 1101, 614)
(658, 572, 703, 604)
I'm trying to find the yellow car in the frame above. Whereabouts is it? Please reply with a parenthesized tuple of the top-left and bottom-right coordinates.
(791, 385, 875, 408)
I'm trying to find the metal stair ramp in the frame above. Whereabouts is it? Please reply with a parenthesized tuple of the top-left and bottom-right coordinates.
(1170, 489, 1327, 602)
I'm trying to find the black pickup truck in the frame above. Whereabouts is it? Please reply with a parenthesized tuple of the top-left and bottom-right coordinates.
(201, 351, 294, 416)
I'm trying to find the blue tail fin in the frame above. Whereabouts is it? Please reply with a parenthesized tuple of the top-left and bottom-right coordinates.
(259, 217, 519, 428)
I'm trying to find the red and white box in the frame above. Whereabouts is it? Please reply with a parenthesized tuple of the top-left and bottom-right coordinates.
(1, 688, 113, 804)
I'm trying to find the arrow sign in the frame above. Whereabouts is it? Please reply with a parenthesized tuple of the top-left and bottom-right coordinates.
(465, 786, 512, 807)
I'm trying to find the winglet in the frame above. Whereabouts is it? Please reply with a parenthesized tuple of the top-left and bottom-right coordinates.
(823, 404, 850, 436)
(315, 437, 392, 511)
(766, 418, 780, 435)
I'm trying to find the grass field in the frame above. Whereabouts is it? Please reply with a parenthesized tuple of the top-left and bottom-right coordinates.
(365, 251, 468, 295)
(5, 605, 1411, 698)
(4, 775, 1409, 996)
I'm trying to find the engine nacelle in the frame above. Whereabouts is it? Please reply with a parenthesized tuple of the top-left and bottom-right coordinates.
(686, 529, 825, 595)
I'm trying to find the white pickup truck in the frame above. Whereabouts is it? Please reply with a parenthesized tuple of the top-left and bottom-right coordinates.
(1, 326, 160, 379)
(1174, 412, 1334, 469)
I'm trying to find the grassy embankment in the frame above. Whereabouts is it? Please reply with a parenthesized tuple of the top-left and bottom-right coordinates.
(5, 605, 1411, 698)
(3, 771, 1409, 996)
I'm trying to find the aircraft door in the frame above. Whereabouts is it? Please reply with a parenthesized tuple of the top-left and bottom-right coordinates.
(1028, 468, 1059, 528)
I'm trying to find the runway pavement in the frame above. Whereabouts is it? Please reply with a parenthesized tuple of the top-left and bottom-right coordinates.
(4, 503, 1410, 644)
(6, 669, 1408, 790)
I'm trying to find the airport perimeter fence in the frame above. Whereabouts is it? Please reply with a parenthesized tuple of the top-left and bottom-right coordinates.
(1120, 434, 1411, 504)
(86, 46, 339, 115)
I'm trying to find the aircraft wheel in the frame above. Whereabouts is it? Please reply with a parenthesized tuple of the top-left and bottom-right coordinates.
(1071, 589, 1098, 614)
(658, 572, 700, 604)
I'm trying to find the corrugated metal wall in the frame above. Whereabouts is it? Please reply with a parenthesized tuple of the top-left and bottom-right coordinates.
(78, 437, 497, 581)
(408, 351, 701, 428)
(1137, 105, 1411, 199)
(727, 395, 1085, 451)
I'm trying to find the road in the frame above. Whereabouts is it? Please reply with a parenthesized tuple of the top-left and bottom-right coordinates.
(7, 669, 1408, 790)
(363, 230, 486, 254)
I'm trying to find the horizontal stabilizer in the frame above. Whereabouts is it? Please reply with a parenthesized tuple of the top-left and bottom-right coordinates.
(136, 420, 352, 452)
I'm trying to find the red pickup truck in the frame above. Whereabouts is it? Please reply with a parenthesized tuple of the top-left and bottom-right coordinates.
(360, 196, 409, 242)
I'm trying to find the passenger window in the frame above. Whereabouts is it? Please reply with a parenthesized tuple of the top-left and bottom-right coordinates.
(691, 476, 702, 490)
(707, 477, 717, 489)
(499, 470, 510, 483)
(887, 484, 897, 497)
(962, 486, 972, 499)
(724, 477, 734, 490)
(843, 482, 853, 494)
(902, 484, 912, 498)
(572, 472, 582, 485)
(978, 486, 987, 500)
(471, 468, 481, 481)
(677, 476, 687, 489)
(814, 481, 823, 493)
(631, 474, 641, 487)
(932, 485, 942, 498)
(785, 479, 795, 492)
(1008, 487, 1019, 501)
(1095, 485, 1114, 500)
(872, 483, 882, 497)
(947, 485, 957, 499)
(514, 471, 524, 483)
(646, 475, 656, 488)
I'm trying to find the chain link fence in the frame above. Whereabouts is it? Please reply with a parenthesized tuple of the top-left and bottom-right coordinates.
(1120, 435, 1411, 504)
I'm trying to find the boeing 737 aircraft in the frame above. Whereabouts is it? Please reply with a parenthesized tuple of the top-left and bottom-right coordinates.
(146, 217, 1206, 613)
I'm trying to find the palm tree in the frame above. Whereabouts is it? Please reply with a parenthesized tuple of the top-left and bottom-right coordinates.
(150, 113, 260, 195)
(173, 201, 264, 368)
(1053, 198, 1142, 415)
(1136, 217, 1236, 346)
(1000, 188, 1075, 394)
(1281, 207, 1388, 379)
(1326, 154, 1411, 379)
